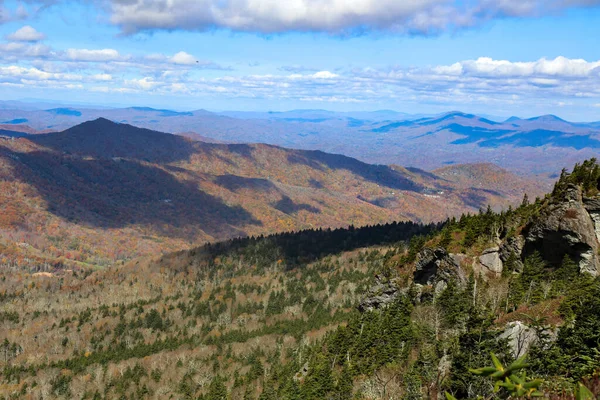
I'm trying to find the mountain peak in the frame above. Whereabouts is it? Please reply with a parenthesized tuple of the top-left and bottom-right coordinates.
(31, 118, 192, 163)
(61, 117, 123, 134)
(526, 114, 567, 123)
(90, 117, 118, 125)
(443, 111, 475, 119)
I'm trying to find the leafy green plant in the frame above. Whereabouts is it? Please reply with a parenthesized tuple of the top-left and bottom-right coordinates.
(470, 353, 542, 398)
(575, 382, 595, 400)
(446, 353, 596, 399)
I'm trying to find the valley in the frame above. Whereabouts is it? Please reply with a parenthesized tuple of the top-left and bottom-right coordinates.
(0, 118, 545, 268)
(1, 160, 599, 399)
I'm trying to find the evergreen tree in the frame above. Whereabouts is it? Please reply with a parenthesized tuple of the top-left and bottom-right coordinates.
(206, 376, 228, 400)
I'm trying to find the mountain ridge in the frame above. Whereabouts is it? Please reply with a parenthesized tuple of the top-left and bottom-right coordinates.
(0, 118, 545, 267)
(1, 106, 598, 176)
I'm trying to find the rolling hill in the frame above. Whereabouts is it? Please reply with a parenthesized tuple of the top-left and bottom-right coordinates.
(0, 118, 545, 267)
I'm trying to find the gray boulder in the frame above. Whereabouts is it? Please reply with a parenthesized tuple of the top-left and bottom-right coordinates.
(499, 321, 538, 359)
(414, 247, 466, 287)
(478, 247, 503, 277)
(499, 235, 525, 272)
(358, 276, 403, 312)
(523, 184, 600, 276)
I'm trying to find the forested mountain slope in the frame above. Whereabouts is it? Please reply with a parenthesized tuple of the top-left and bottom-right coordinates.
(0, 118, 544, 268)
(1, 160, 599, 399)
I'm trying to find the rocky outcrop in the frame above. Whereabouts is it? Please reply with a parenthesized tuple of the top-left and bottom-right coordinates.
(478, 247, 503, 277)
(358, 276, 403, 312)
(583, 196, 600, 243)
(499, 235, 525, 273)
(498, 321, 538, 358)
(413, 247, 466, 289)
(523, 184, 600, 276)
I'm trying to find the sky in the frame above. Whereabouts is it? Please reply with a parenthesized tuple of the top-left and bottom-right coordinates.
(1, 0, 600, 120)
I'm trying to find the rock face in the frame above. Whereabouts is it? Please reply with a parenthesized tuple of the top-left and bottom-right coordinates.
(498, 321, 538, 358)
(358, 276, 403, 312)
(523, 184, 600, 276)
(478, 247, 503, 277)
(413, 247, 466, 288)
(584, 196, 600, 243)
(499, 236, 525, 272)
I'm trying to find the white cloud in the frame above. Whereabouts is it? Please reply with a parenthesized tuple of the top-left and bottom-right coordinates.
(0, 65, 82, 82)
(169, 51, 196, 65)
(312, 71, 339, 79)
(436, 56, 600, 78)
(65, 48, 123, 62)
(0, 42, 52, 59)
(91, 73, 113, 81)
(6, 26, 46, 42)
(125, 77, 160, 90)
(2, 53, 600, 110)
(299, 96, 363, 103)
(106, 0, 600, 35)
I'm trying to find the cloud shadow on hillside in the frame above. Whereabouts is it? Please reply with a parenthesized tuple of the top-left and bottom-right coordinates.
(287, 150, 424, 192)
(10, 149, 262, 240)
(213, 174, 277, 192)
(273, 195, 320, 215)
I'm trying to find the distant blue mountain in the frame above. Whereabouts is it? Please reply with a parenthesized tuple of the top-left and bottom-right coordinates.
(282, 118, 329, 123)
(46, 108, 82, 117)
(446, 124, 600, 149)
(128, 107, 193, 117)
(2, 118, 28, 124)
(479, 130, 600, 149)
(526, 114, 567, 123)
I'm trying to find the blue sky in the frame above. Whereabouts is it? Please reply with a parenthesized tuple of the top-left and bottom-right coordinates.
(1, 0, 600, 120)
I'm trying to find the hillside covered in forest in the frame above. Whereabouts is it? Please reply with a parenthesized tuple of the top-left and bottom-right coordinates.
(0, 118, 545, 269)
(1, 159, 599, 399)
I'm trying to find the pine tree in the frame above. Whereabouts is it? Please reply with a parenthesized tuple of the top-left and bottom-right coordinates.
(206, 376, 228, 400)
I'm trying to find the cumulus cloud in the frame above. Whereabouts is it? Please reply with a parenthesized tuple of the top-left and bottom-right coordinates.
(91, 73, 113, 81)
(125, 77, 159, 90)
(312, 71, 339, 79)
(142, 51, 227, 70)
(2, 53, 600, 110)
(435, 56, 600, 78)
(105, 0, 600, 35)
(65, 48, 123, 62)
(169, 51, 196, 65)
(6, 26, 46, 42)
(0, 42, 52, 60)
(0, 65, 82, 82)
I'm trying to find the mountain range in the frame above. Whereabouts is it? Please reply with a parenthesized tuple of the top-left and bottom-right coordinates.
(1, 159, 599, 400)
(1, 106, 599, 177)
(0, 118, 545, 267)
